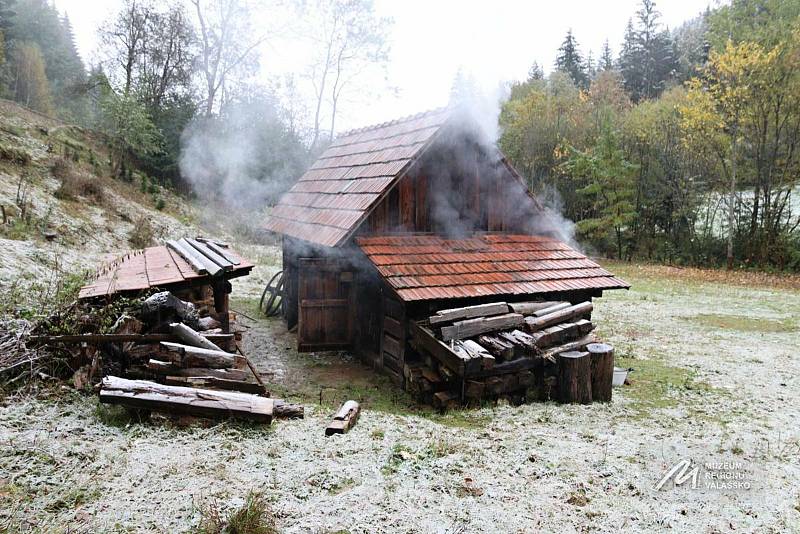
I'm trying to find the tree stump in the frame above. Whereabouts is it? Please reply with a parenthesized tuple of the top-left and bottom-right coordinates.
(557, 351, 592, 404)
(587, 342, 614, 402)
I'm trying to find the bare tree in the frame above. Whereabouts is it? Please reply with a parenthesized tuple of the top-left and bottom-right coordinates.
(298, 0, 392, 148)
(99, 0, 153, 95)
(189, 0, 269, 116)
(139, 4, 195, 110)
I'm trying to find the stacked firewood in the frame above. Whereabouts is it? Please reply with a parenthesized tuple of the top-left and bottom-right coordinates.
(28, 291, 302, 424)
(406, 300, 613, 408)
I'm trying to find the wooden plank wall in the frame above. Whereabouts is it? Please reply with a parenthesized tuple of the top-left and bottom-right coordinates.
(360, 146, 528, 236)
(282, 238, 299, 329)
(380, 295, 406, 385)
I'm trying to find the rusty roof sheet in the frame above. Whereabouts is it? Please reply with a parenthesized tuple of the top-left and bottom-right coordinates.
(356, 234, 629, 302)
(78, 240, 254, 299)
(264, 108, 451, 247)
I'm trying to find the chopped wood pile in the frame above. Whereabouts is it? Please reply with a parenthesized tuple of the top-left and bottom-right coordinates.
(20, 290, 302, 424)
(406, 300, 615, 407)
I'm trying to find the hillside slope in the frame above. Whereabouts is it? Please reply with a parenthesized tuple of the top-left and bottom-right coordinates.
(0, 99, 198, 292)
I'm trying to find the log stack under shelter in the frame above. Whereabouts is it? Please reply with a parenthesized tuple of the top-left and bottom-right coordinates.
(37, 237, 305, 424)
(405, 300, 615, 406)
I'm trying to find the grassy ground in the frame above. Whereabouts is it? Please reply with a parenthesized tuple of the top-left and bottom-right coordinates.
(1, 256, 799, 533)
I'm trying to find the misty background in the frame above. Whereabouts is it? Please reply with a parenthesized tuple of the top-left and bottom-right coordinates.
(1, 0, 798, 269)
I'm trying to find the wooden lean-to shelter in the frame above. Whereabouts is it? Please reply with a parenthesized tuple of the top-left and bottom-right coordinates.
(79, 237, 254, 334)
(265, 107, 629, 403)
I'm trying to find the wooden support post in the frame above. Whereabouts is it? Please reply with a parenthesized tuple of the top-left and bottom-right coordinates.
(212, 280, 231, 333)
(557, 351, 592, 404)
(587, 343, 614, 402)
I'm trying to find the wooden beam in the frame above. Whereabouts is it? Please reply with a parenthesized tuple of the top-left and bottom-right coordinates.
(28, 333, 234, 344)
(159, 342, 240, 369)
(507, 301, 564, 315)
(409, 320, 466, 376)
(429, 302, 509, 326)
(170, 322, 223, 352)
(440, 313, 524, 341)
(525, 302, 593, 332)
(99, 376, 273, 423)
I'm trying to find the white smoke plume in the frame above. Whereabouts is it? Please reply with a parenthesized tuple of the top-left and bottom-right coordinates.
(178, 93, 309, 215)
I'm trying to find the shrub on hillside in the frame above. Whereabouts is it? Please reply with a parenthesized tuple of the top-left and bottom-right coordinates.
(0, 143, 32, 165)
(52, 157, 105, 204)
(128, 215, 161, 249)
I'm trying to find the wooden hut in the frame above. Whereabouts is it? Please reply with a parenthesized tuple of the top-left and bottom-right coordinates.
(265, 108, 628, 398)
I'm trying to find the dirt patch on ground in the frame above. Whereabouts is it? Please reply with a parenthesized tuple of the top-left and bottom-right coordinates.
(1, 255, 800, 533)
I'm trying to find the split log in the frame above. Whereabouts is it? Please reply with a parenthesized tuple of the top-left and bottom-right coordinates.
(441, 313, 524, 341)
(197, 317, 222, 331)
(170, 322, 222, 352)
(531, 302, 571, 317)
(587, 343, 614, 402)
(185, 237, 234, 271)
(497, 329, 538, 356)
(531, 321, 595, 349)
(508, 301, 563, 315)
(432, 390, 459, 410)
(157, 367, 251, 381)
(274, 400, 304, 419)
(325, 400, 360, 436)
(141, 291, 199, 328)
(460, 340, 495, 370)
(557, 351, 592, 404)
(99, 376, 273, 423)
(477, 335, 515, 361)
(159, 342, 239, 369)
(525, 302, 593, 332)
(429, 302, 509, 326)
(540, 334, 598, 363)
(163, 375, 266, 395)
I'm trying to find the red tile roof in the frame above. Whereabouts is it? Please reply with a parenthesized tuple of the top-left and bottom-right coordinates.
(79, 241, 254, 299)
(264, 108, 451, 247)
(356, 234, 629, 302)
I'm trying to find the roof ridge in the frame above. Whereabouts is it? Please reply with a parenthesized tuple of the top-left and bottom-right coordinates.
(336, 106, 451, 139)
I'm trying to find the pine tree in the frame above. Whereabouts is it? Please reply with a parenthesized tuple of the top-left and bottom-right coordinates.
(584, 50, 596, 81)
(527, 61, 544, 82)
(555, 29, 588, 89)
(619, 0, 677, 101)
(6, 1, 86, 115)
(600, 39, 614, 71)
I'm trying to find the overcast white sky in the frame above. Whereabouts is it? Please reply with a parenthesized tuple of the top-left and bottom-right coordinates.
(53, 0, 714, 131)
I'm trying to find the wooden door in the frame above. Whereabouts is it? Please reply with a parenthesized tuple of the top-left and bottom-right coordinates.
(297, 258, 353, 352)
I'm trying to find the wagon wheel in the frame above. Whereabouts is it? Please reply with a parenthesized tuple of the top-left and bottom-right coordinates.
(259, 270, 285, 317)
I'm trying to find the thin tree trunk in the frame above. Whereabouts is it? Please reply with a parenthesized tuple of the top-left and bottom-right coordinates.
(727, 124, 738, 271)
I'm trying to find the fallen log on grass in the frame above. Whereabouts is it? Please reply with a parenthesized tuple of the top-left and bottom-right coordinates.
(99, 376, 273, 423)
(325, 400, 360, 435)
